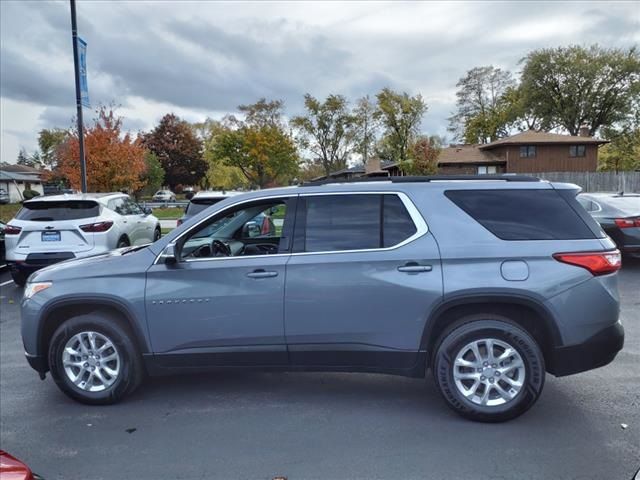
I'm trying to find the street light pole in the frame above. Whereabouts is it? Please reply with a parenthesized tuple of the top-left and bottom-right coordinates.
(70, 0, 87, 193)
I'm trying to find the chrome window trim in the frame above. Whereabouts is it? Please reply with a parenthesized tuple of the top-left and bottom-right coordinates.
(153, 193, 297, 265)
(294, 191, 428, 256)
(154, 190, 428, 265)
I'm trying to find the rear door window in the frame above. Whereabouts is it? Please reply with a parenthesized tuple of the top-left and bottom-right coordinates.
(383, 194, 417, 247)
(298, 193, 418, 252)
(16, 201, 100, 221)
(124, 198, 142, 215)
(445, 189, 597, 240)
(108, 198, 127, 215)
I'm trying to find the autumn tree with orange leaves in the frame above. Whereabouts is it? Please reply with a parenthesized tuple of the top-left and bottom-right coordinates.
(57, 106, 147, 192)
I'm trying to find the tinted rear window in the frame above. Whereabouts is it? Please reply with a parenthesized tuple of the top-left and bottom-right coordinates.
(445, 190, 596, 240)
(383, 194, 417, 247)
(186, 198, 226, 216)
(305, 194, 381, 252)
(300, 194, 418, 252)
(16, 201, 100, 221)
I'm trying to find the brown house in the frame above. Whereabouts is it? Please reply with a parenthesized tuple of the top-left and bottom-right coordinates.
(312, 129, 608, 182)
(436, 129, 608, 175)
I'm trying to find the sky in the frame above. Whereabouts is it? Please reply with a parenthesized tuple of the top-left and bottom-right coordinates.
(1, 0, 639, 164)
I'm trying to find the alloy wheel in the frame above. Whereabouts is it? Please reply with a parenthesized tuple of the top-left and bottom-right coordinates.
(452, 338, 525, 407)
(62, 331, 121, 392)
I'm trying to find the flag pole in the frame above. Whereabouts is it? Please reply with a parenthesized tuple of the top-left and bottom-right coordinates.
(70, 0, 87, 193)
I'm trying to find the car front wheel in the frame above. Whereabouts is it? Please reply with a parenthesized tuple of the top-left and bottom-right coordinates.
(48, 312, 143, 404)
(432, 317, 545, 422)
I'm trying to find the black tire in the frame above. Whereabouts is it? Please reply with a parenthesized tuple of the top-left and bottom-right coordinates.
(48, 312, 144, 405)
(153, 227, 162, 241)
(432, 316, 545, 422)
(10, 270, 27, 287)
(117, 236, 130, 248)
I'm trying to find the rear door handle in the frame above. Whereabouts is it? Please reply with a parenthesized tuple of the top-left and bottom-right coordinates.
(246, 269, 278, 279)
(397, 263, 432, 273)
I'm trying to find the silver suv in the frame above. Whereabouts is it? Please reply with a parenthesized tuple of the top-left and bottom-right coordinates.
(6, 193, 160, 285)
(20, 176, 624, 422)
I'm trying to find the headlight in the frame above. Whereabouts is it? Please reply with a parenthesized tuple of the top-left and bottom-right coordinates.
(24, 282, 52, 300)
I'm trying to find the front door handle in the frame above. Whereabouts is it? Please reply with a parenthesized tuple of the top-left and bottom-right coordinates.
(246, 269, 278, 279)
(397, 263, 432, 273)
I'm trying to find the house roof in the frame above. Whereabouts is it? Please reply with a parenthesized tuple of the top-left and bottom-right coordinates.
(437, 145, 504, 165)
(479, 130, 608, 149)
(0, 170, 44, 183)
(0, 164, 43, 174)
(314, 160, 396, 181)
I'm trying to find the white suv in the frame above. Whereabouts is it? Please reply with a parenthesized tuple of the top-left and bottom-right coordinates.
(4, 193, 160, 285)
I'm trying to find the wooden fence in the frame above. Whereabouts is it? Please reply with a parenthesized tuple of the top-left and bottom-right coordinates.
(524, 171, 640, 193)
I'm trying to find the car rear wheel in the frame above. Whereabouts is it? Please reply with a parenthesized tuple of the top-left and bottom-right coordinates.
(117, 237, 130, 248)
(48, 312, 143, 404)
(432, 317, 545, 422)
(153, 227, 161, 241)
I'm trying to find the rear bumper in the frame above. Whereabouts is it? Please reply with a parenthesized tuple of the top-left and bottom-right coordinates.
(10, 252, 76, 270)
(8, 246, 111, 273)
(548, 322, 624, 376)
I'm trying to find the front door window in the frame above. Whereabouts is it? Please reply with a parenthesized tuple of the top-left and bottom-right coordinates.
(179, 199, 289, 260)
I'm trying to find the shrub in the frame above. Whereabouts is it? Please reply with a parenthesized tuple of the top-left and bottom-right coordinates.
(23, 189, 41, 200)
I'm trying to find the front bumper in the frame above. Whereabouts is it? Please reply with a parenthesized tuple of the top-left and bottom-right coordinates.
(548, 322, 624, 376)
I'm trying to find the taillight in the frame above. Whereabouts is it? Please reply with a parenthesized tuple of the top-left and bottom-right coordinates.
(80, 221, 113, 233)
(4, 224, 22, 235)
(553, 250, 621, 276)
(177, 219, 183, 227)
(614, 218, 638, 228)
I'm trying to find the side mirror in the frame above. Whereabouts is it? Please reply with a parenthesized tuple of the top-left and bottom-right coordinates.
(160, 243, 177, 265)
(242, 221, 260, 238)
(143, 206, 153, 215)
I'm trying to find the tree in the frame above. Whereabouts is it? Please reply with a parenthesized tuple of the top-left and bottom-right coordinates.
(38, 128, 69, 170)
(16, 148, 36, 167)
(448, 66, 516, 144)
(143, 114, 207, 189)
(212, 100, 299, 188)
(291, 94, 354, 176)
(199, 119, 249, 190)
(599, 100, 640, 172)
(400, 136, 442, 175)
(57, 106, 147, 192)
(598, 128, 640, 172)
(213, 125, 299, 188)
(297, 159, 326, 182)
(352, 95, 380, 166)
(238, 98, 285, 128)
(375, 88, 427, 163)
(520, 45, 640, 136)
(139, 151, 165, 196)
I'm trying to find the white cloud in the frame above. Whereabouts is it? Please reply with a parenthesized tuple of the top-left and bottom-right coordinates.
(0, 0, 638, 163)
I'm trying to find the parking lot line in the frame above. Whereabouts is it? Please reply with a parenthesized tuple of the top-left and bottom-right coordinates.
(0, 280, 14, 287)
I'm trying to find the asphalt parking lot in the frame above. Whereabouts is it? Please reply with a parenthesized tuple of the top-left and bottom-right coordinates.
(1, 262, 639, 480)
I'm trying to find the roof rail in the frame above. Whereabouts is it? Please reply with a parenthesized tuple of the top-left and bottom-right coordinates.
(302, 174, 541, 186)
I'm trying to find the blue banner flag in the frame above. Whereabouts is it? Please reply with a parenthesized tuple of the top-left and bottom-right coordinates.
(77, 37, 89, 108)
